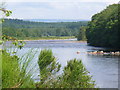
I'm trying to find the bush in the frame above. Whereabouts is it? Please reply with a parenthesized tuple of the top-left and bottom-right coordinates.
(59, 59, 95, 88)
(38, 49, 61, 85)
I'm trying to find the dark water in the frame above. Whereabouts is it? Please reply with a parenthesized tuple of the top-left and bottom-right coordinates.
(6, 39, 119, 88)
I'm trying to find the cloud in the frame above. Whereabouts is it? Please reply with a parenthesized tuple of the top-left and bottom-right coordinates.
(5, 0, 120, 3)
(6, 1, 118, 20)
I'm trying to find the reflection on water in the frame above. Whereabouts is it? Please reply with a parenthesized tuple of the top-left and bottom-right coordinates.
(6, 39, 119, 88)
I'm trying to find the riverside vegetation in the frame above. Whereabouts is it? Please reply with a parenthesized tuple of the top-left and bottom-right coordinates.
(2, 3, 119, 89)
(2, 47, 96, 88)
(2, 50, 35, 88)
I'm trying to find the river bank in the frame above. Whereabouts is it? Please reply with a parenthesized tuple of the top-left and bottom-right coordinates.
(17, 36, 76, 41)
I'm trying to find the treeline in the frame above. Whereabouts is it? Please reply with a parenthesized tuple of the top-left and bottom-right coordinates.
(2, 19, 88, 39)
(86, 4, 120, 48)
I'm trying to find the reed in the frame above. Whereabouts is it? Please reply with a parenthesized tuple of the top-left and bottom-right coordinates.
(2, 49, 36, 88)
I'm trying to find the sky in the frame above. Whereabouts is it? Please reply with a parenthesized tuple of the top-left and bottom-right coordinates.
(2, 0, 119, 20)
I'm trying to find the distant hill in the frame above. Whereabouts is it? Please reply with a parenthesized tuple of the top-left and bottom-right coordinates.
(2, 19, 88, 39)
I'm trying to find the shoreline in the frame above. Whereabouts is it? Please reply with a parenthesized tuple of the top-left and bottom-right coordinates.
(16, 36, 76, 41)
(17, 38, 76, 41)
(17, 39, 87, 43)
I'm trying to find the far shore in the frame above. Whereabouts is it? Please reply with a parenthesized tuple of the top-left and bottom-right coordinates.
(17, 38, 76, 41)
(15, 36, 76, 41)
(17, 38, 87, 43)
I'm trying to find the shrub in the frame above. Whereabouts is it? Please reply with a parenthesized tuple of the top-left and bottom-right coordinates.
(59, 59, 95, 88)
(38, 49, 61, 85)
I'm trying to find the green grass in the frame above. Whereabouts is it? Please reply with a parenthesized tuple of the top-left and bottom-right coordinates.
(16, 36, 75, 40)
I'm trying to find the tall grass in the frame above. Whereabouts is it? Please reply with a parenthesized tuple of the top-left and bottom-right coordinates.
(2, 50, 21, 88)
(2, 39, 38, 88)
(2, 49, 36, 88)
(0, 49, 2, 89)
(17, 49, 38, 88)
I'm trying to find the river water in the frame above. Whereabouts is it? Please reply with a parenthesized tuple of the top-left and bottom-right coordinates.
(6, 39, 119, 88)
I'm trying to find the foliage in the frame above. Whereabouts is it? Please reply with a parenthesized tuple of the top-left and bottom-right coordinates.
(2, 50, 35, 88)
(2, 50, 20, 88)
(2, 19, 88, 39)
(38, 49, 61, 85)
(86, 4, 120, 48)
(77, 26, 87, 41)
(1, 3, 35, 88)
(58, 59, 95, 88)
(37, 49, 95, 88)
(1, 2, 95, 88)
(0, 2, 12, 22)
(2, 47, 96, 88)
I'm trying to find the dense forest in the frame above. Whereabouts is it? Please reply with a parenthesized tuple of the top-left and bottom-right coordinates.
(2, 19, 88, 39)
(86, 4, 120, 49)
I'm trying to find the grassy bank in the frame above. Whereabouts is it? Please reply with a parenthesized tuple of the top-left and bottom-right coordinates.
(17, 36, 75, 41)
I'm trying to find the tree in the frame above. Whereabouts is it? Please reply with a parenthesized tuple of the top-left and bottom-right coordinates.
(2, 19, 88, 39)
(86, 4, 120, 48)
(77, 26, 87, 41)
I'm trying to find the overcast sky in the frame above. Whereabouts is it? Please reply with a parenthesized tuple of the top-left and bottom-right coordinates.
(4, 0, 119, 20)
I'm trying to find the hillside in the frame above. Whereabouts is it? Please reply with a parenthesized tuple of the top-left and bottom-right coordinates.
(86, 4, 120, 49)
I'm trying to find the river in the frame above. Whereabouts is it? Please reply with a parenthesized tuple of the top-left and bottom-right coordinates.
(6, 39, 119, 88)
